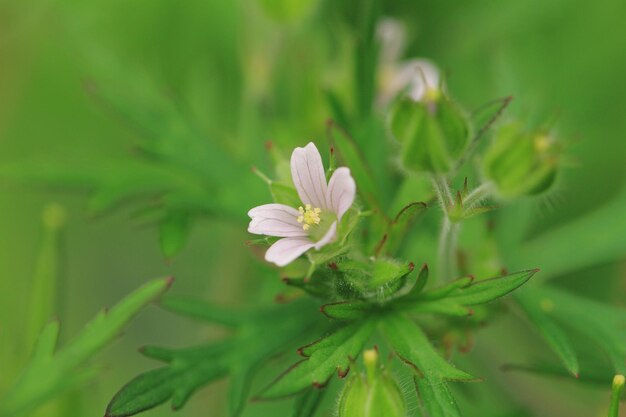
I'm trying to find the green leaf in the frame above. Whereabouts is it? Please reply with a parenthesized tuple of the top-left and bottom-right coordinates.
(320, 301, 371, 320)
(0, 278, 172, 417)
(407, 300, 473, 317)
(159, 211, 191, 258)
(383, 202, 429, 255)
(416, 276, 475, 301)
(260, 319, 376, 399)
(160, 295, 248, 327)
(501, 362, 614, 386)
(270, 181, 301, 207)
(515, 291, 579, 376)
(25, 204, 65, 358)
(507, 188, 626, 280)
(404, 263, 430, 298)
(384, 314, 472, 417)
(106, 299, 318, 417)
(519, 286, 626, 374)
(396, 270, 537, 317)
(414, 376, 461, 417)
(290, 388, 327, 417)
(445, 269, 538, 305)
(383, 314, 475, 382)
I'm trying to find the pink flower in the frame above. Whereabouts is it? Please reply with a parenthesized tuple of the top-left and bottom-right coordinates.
(248, 142, 356, 266)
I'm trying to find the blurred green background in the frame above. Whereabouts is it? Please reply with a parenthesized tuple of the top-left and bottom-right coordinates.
(1, 0, 625, 416)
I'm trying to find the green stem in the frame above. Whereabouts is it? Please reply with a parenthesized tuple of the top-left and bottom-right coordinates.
(431, 176, 458, 281)
(609, 374, 625, 417)
(438, 217, 460, 282)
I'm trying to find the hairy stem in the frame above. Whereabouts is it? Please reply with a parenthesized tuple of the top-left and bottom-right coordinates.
(438, 217, 460, 282)
(431, 176, 459, 281)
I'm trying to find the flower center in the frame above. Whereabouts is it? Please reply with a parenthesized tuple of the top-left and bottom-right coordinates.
(297, 204, 321, 231)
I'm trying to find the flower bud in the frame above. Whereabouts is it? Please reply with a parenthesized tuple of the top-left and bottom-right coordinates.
(338, 349, 406, 417)
(389, 94, 470, 174)
(482, 122, 559, 199)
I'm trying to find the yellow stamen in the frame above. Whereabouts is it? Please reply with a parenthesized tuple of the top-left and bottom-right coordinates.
(296, 205, 322, 231)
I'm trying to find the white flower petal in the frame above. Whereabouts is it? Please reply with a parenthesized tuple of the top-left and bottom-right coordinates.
(265, 237, 315, 267)
(404, 59, 441, 102)
(248, 204, 307, 237)
(314, 220, 337, 250)
(290, 142, 328, 209)
(326, 167, 356, 221)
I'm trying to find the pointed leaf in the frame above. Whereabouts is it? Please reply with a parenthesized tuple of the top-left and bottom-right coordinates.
(160, 296, 247, 327)
(321, 301, 371, 320)
(0, 278, 172, 417)
(508, 188, 626, 280)
(384, 314, 475, 382)
(260, 319, 376, 398)
(446, 269, 538, 305)
(414, 376, 461, 417)
(106, 299, 318, 416)
(290, 388, 327, 417)
(515, 291, 579, 376)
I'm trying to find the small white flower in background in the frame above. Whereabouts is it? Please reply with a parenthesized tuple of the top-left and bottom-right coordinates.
(377, 17, 442, 105)
(248, 142, 356, 267)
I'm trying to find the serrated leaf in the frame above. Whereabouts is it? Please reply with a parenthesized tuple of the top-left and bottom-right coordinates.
(414, 376, 461, 417)
(260, 319, 376, 399)
(106, 299, 318, 417)
(0, 278, 172, 417)
(445, 269, 538, 305)
(384, 314, 475, 382)
(515, 291, 579, 376)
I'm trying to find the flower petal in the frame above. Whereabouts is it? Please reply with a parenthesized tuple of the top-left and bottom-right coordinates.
(248, 204, 307, 238)
(314, 220, 337, 250)
(290, 142, 328, 209)
(265, 237, 315, 267)
(326, 167, 356, 221)
(405, 59, 440, 102)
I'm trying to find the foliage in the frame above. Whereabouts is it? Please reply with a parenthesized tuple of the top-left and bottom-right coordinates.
(0, 278, 172, 417)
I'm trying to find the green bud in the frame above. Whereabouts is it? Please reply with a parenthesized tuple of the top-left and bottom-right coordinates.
(482, 122, 559, 199)
(338, 349, 406, 417)
(389, 94, 470, 174)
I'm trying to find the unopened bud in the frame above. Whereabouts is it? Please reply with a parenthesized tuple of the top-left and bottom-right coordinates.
(338, 349, 406, 417)
(482, 122, 560, 199)
(389, 95, 470, 174)
(609, 374, 625, 417)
